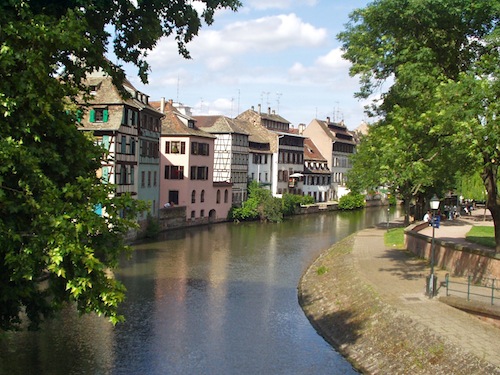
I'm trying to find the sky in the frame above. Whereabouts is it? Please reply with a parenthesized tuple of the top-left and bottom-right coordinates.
(121, 0, 376, 130)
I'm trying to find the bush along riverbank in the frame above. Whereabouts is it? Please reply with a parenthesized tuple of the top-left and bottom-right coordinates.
(298, 234, 500, 374)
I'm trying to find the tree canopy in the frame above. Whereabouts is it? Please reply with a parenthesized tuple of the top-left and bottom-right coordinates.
(339, 0, 500, 238)
(0, 0, 240, 331)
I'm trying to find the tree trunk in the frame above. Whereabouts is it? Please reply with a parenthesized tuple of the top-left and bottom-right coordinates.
(403, 196, 411, 226)
(482, 164, 500, 253)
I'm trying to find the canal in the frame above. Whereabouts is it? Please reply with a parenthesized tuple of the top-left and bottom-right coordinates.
(0, 206, 399, 375)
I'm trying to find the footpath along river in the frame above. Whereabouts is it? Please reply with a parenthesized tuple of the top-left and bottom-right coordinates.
(0, 206, 400, 375)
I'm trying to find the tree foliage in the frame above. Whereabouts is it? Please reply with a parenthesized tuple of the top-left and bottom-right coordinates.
(338, 192, 366, 210)
(0, 0, 241, 330)
(339, 0, 500, 233)
(230, 181, 283, 223)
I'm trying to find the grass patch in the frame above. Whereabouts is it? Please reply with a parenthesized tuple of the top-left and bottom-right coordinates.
(466, 226, 495, 248)
(316, 265, 329, 275)
(384, 227, 405, 248)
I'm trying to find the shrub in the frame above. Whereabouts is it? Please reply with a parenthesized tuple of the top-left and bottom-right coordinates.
(338, 192, 366, 210)
(282, 193, 314, 216)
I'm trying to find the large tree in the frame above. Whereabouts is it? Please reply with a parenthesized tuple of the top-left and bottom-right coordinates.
(0, 0, 240, 331)
(339, 0, 500, 233)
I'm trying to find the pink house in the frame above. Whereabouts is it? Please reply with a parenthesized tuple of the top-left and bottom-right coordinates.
(155, 99, 232, 224)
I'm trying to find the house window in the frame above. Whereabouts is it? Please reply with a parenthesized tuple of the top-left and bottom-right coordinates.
(191, 142, 209, 156)
(165, 141, 186, 154)
(141, 171, 145, 188)
(216, 189, 221, 204)
(89, 108, 108, 123)
(191, 190, 196, 204)
(130, 138, 136, 155)
(147, 171, 151, 187)
(200, 210, 205, 218)
(190, 166, 208, 180)
(191, 210, 195, 219)
(224, 189, 228, 203)
(201, 190, 205, 203)
(121, 135, 127, 154)
(153, 171, 157, 186)
(164, 165, 184, 179)
(130, 166, 134, 185)
(120, 165, 127, 185)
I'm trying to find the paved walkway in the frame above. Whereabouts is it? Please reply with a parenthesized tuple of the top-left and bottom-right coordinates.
(352, 208, 500, 368)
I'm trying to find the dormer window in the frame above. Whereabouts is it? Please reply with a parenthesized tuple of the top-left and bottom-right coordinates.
(188, 120, 195, 128)
(89, 107, 108, 123)
(88, 83, 101, 95)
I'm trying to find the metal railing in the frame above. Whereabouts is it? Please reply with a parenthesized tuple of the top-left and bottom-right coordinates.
(444, 274, 499, 305)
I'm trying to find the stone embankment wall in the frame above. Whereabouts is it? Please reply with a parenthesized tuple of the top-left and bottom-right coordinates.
(405, 222, 500, 281)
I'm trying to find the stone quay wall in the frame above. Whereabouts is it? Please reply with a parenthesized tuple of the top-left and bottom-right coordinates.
(405, 222, 500, 281)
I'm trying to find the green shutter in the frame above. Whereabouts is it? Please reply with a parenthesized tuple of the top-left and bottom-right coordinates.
(103, 109, 109, 122)
(102, 167, 109, 183)
(134, 111, 138, 125)
(102, 135, 110, 150)
(89, 109, 95, 122)
(76, 109, 83, 123)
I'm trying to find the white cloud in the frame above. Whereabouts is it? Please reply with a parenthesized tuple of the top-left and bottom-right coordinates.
(288, 48, 353, 85)
(145, 13, 327, 71)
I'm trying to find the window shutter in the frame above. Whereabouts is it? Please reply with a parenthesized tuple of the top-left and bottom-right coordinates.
(89, 109, 95, 122)
(103, 109, 109, 122)
(134, 112, 138, 125)
(102, 135, 110, 150)
(181, 142, 186, 154)
(76, 109, 83, 123)
(102, 166, 109, 183)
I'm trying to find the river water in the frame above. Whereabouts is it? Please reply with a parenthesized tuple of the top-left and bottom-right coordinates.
(0, 207, 399, 375)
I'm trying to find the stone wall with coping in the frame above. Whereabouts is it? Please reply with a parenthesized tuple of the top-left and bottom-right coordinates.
(404, 222, 500, 281)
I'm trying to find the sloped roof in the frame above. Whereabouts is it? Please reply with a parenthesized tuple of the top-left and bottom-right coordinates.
(159, 100, 215, 138)
(78, 74, 162, 131)
(304, 138, 327, 161)
(312, 119, 356, 145)
(303, 138, 330, 174)
(193, 115, 250, 135)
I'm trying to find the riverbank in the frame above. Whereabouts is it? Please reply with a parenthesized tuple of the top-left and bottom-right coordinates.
(299, 229, 500, 374)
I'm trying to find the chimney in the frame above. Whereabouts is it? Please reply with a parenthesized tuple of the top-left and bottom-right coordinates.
(251, 105, 254, 111)
(298, 123, 306, 134)
(258, 104, 261, 113)
(268, 107, 271, 115)
(326, 116, 330, 123)
(160, 97, 165, 113)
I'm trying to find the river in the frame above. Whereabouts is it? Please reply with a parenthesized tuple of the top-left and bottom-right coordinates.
(0, 206, 399, 375)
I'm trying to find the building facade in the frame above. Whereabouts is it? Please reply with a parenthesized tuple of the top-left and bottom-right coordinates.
(78, 73, 163, 228)
(194, 116, 250, 206)
(237, 105, 305, 197)
(302, 117, 356, 200)
(302, 138, 331, 202)
(156, 99, 232, 224)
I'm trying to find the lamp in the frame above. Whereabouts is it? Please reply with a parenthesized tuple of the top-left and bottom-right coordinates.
(428, 194, 440, 297)
(430, 194, 440, 210)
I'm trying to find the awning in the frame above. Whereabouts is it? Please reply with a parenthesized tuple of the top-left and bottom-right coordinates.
(289, 173, 304, 178)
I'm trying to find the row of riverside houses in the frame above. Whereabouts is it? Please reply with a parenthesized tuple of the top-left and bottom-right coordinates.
(78, 71, 361, 237)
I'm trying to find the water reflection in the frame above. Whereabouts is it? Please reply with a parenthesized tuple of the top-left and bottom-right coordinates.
(0, 207, 399, 375)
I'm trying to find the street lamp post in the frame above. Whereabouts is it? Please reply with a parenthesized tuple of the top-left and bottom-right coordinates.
(428, 194, 440, 297)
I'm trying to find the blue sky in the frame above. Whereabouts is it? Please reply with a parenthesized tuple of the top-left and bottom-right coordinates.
(122, 0, 375, 130)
